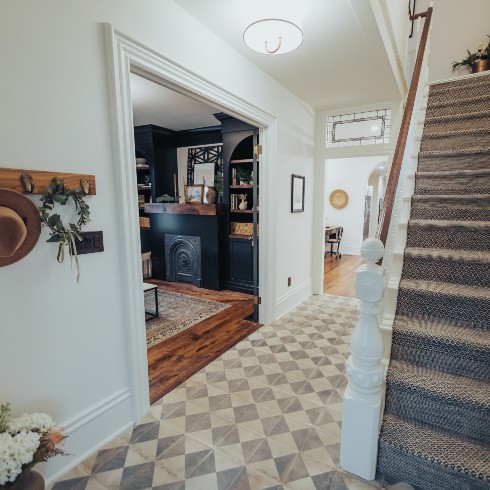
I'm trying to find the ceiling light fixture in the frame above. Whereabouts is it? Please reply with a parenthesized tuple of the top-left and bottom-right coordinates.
(243, 19, 303, 55)
(371, 125, 379, 131)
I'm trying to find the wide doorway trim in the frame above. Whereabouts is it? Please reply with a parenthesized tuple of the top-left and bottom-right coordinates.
(104, 24, 277, 420)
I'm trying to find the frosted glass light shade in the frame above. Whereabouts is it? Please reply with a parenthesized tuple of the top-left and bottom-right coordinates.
(243, 19, 303, 55)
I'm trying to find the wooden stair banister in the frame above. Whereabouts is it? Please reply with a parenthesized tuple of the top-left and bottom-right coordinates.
(377, 7, 433, 246)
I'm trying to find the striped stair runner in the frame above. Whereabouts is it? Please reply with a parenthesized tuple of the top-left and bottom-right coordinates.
(377, 73, 490, 490)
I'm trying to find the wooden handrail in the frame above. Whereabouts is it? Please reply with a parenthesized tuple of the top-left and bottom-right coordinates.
(409, 12, 428, 20)
(377, 7, 433, 246)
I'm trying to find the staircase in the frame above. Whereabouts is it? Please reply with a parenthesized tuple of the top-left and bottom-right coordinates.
(377, 74, 490, 489)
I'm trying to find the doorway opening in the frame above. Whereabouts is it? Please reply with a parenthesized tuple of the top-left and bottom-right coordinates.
(323, 156, 388, 298)
(106, 24, 277, 419)
(129, 72, 263, 404)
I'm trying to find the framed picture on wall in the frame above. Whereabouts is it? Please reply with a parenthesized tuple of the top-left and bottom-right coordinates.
(291, 174, 305, 213)
(185, 184, 204, 203)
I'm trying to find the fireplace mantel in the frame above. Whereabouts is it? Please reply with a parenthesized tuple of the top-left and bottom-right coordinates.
(144, 203, 225, 216)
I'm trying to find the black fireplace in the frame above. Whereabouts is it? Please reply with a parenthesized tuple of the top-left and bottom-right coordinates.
(165, 234, 202, 287)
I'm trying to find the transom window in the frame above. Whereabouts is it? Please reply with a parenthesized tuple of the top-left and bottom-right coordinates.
(326, 109, 391, 148)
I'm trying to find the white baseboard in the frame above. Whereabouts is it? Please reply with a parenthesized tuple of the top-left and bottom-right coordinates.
(42, 387, 134, 485)
(337, 245, 361, 256)
(275, 280, 312, 319)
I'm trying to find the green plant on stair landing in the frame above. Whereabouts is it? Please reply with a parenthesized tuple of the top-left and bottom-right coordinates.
(452, 35, 490, 72)
(39, 178, 90, 282)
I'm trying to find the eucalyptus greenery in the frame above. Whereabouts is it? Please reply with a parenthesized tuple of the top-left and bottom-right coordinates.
(214, 170, 224, 197)
(39, 178, 90, 282)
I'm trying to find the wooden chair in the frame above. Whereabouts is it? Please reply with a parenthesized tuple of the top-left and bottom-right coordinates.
(325, 226, 343, 259)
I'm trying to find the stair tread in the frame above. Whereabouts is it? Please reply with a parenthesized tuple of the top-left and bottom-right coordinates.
(419, 147, 490, 156)
(388, 359, 490, 409)
(423, 127, 490, 139)
(404, 247, 490, 263)
(394, 314, 490, 351)
(409, 219, 490, 231)
(400, 278, 490, 300)
(416, 168, 490, 177)
(425, 110, 490, 123)
(380, 414, 490, 478)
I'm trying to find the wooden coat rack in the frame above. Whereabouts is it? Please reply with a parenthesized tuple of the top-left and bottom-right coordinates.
(0, 167, 97, 195)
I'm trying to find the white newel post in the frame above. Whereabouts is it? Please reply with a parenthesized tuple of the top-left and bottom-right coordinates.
(340, 237, 386, 481)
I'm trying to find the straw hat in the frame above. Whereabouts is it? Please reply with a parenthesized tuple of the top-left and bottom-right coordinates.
(0, 189, 41, 267)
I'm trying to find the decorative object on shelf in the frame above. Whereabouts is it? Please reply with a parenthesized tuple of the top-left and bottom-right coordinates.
(184, 185, 204, 204)
(0, 188, 41, 268)
(39, 178, 91, 282)
(155, 194, 179, 203)
(236, 167, 253, 185)
(291, 174, 305, 213)
(452, 35, 490, 72)
(187, 145, 223, 185)
(204, 186, 217, 205)
(0, 403, 67, 488)
(230, 222, 259, 236)
(238, 194, 248, 210)
(139, 216, 150, 229)
(329, 189, 349, 210)
(243, 19, 303, 55)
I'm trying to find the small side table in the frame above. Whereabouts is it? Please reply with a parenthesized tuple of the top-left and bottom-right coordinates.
(143, 283, 159, 321)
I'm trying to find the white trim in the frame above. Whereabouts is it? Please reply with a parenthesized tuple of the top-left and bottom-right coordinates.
(62, 388, 132, 434)
(369, 0, 409, 99)
(336, 245, 362, 256)
(275, 280, 312, 319)
(430, 69, 490, 86)
(311, 111, 327, 295)
(104, 23, 277, 420)
(46, 388, 133, 484)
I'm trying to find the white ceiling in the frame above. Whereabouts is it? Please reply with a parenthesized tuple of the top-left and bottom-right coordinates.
(174, 0, 401, 111)
(130, 73, 219, 130)
(130, 0, 402, 130)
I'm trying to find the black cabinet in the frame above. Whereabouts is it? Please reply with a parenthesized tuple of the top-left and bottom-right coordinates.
(134, 124, 178, 202)
(214, 113, 259, 298)
(222, 237, 258, 294)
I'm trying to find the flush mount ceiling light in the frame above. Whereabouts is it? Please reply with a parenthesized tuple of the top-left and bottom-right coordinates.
(243, 19, 303, 55)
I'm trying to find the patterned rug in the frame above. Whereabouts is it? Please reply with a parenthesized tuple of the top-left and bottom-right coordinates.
(145, 289, 230, 348)
(377, 73, 490, 489)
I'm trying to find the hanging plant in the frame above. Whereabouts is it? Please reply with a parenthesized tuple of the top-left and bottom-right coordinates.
(39, 178, 90, 282)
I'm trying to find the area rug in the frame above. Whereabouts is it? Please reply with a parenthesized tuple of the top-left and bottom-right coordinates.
(145, 289, 230, 348)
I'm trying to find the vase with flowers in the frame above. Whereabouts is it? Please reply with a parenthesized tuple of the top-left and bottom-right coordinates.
(452, 35, 490, 73)
(0, 403, 67, 489)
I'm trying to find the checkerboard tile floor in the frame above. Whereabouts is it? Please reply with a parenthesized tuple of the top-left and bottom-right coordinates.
(49, 294, 414, 490)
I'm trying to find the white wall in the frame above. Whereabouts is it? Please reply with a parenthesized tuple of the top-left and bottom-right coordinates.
(324, 157, 385, 255)
(0, 0, 315, 481)
(413, 0, 490, 81)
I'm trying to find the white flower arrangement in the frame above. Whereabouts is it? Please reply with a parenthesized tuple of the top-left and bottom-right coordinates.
(0, 404, 67, 485)
(0, 431, 40, 485)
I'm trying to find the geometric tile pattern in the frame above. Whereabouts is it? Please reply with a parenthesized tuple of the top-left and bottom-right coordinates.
(50, 294, 413, 490)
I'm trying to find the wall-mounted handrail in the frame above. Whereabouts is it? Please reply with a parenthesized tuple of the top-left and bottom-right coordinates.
(377, 7, 433, 246)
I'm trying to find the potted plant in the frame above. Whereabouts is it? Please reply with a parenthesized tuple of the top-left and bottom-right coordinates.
(0, 403, 67, 489)
(214, 170, 224, 201)
(452, 35, 490, 73)
(235, 167, 253, 185)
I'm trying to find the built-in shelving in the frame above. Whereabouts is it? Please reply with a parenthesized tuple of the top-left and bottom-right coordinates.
(230, 184, 254, 189)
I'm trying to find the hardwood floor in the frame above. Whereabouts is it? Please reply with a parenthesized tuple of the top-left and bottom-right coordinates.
(323, 254, 365, 298)
(146, 280, 258, 404)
